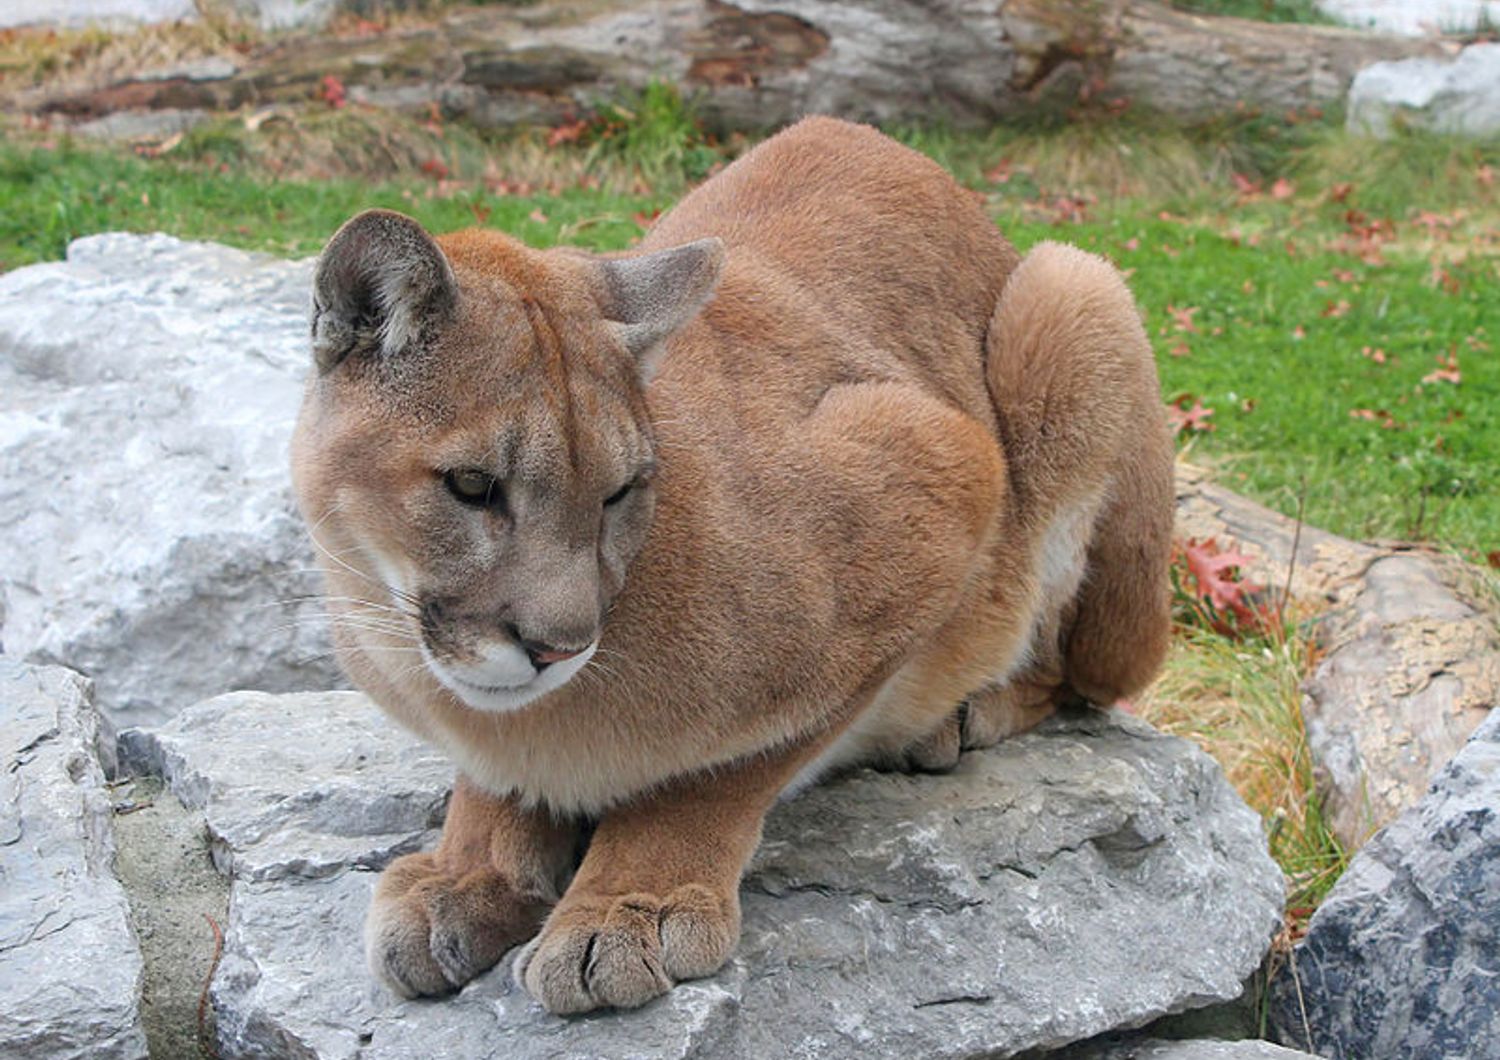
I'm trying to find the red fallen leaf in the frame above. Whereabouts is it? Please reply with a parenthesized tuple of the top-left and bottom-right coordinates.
(419, 158, 449, 179)
(1330, 182, 1355, 203)
(1292, 325, 1307, 340)
(1321, 299, 1352, 318)
(1166, 396, 1214, 434)
(632, 209, 661, 229)
(528, 208, 549, 223)
(1122, 237, 1140, 251)
(1332, 268, 1357, 283)
(1350, 408, 1404, 430)
(984, 158, 1013, 184)
(1361, 345, 1387, 364)
(1271, 177, 1295, 200)
(1169, 340, 1191, 358)
(546, 119, 588, 148)
(1422, 352, 1461, 385)
(1487, 551, 1500, 570)
(318, 74, 347, 109)
(1231, 172, 1260, 196)
(1167, 304, 1199, 332)
(1183, 539, 1259, 612)
(1429, 263, 1461, 294)
(467, 201, 492, 224)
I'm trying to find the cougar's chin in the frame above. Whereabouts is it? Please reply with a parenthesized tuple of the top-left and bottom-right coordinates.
(422, 641, 598, 714)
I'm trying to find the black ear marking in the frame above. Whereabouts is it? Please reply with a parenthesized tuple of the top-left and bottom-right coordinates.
(311, 209, 456, 374)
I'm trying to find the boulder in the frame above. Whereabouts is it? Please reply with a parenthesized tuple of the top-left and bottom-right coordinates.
(1347, 42, 1500, 138)
(1268, 708, 1500, 1057)
(120, 690, 1285, 1059)
(0, 233, 341, 729)
(0, 658, 148, 1060)
(1317, 0, 1500, 37)
(0, 0, 196, 30)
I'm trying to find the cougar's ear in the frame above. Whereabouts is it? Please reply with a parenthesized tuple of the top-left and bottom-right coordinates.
(597, 238, 724, 382)
(311, 209, 456, 374)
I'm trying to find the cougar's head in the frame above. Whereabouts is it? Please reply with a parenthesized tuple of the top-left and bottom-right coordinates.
(290, 209, 722, 713)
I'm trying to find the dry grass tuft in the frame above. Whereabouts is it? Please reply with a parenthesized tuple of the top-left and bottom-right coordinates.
(1138, 610, 1346, 935)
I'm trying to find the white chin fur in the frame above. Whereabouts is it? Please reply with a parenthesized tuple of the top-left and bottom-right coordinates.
(423, 641, 598, 714)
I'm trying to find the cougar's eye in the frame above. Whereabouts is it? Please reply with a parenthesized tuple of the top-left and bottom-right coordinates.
(444, 468, 502, 510)
(603, 480, 634, 508)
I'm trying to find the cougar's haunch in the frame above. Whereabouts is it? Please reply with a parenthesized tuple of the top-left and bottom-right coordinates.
(290, 117, 1173, 1012)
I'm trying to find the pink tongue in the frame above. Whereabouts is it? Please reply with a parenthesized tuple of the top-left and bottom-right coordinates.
(534, 648, 583, 665)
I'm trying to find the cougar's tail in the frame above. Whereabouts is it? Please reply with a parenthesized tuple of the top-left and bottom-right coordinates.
(983, 241, 1174, 702)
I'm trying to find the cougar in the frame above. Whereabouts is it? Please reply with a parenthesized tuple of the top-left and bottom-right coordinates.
(290, 116, 1173, 1014)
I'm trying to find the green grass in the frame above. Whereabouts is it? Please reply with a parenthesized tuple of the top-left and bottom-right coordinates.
(1168, 0, 1331, 23)
(0, 136, 663, 266)
(2, 113, 1496, 560)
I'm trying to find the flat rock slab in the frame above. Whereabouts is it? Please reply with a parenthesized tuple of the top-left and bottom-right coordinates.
(0, 233, 341, 729)
(124, 691, 1283, 1059)
(1269, 708, 1500, 1058)
(0, 658, 147, 1059)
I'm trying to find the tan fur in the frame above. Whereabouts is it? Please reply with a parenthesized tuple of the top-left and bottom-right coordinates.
(290, 117, 1173, 1013)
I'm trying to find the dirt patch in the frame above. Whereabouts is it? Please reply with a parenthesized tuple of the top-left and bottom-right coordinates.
(111, 776, 231, 1060)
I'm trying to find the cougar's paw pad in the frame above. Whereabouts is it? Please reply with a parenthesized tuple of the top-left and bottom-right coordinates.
(514, 885, 737, 1014)
(365, 852, 550, 999)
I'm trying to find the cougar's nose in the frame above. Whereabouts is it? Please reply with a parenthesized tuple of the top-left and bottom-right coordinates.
(504, 623, 587, 671)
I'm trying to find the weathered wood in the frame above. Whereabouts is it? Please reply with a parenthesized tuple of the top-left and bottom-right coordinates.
(13, 0, 1453, 132)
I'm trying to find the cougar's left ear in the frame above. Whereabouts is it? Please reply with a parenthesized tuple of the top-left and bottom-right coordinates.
(596, 238, 724, 382)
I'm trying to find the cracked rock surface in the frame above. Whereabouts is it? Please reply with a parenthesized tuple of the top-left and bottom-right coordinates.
(0, 234, 340, 729)
(123, 690, 1283, 1059)
(0, 658, 147, 1059)
(1269, 708, 1500, 1059)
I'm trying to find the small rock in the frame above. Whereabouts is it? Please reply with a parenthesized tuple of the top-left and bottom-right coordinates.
(1269, 708, 1500, 1057)
(0, 658, 148, 1060)
(129, 691, 1284, 1058)
(0, 234, 342, 728)
(1347, 42, 1500, 138)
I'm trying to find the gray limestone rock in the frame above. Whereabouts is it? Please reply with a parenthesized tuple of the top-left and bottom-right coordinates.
(0, 658, 148, 1060)
(1269, 708, 1500, 1058)
(0, 0, 196, 29)
(117, 691, 452, 882)
(1051, 1037, 1323, 1059)
(0, 233, 342, 728)
(1318, 0, 1500, 36)
(126, 690, 1284, 1058)
(1347, 42, 1500, 138)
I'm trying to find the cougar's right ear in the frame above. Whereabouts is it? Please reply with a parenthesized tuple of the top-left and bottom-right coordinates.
(311, 209, 456, 374)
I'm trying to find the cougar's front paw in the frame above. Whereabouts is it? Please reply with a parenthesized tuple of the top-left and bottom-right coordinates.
(514, 883, 738, 1014)
(366, 852, 552, 999)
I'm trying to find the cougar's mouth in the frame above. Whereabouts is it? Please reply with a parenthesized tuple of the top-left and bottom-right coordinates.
(421, 639, 599, 715)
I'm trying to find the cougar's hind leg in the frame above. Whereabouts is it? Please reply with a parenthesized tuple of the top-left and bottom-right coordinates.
(1062, 418, 1174, 706)
(976, 240, 1173, 721)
